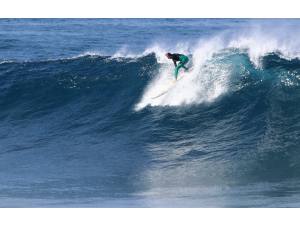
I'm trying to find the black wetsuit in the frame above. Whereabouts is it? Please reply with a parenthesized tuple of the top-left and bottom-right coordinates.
(169, 53, 183, 66)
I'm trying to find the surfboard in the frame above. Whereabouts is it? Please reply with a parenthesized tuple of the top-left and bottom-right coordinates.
(151, 76, 185, 99)
(151, 88, 172, 99)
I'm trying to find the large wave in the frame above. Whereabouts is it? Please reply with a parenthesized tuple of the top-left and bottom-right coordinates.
(2, 28, 300, 207)
(1, 32, 300, 115)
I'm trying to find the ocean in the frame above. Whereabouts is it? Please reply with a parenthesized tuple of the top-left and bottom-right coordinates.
(1, 19, 300, 207)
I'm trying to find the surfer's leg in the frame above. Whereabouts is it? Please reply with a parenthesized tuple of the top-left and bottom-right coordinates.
(174, 66, 179, 79)
(179, 55, 189, 71)
(179, 62, 188, 71)
(174, 63, 183, 79)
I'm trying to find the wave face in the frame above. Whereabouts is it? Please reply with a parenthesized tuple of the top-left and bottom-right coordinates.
(1, 19, 300, 207)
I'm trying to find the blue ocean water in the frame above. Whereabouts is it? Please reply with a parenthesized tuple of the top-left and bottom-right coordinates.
(1, 19, 300, 207)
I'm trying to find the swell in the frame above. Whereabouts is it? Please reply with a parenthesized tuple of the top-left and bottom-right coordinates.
(1, 51, 300, 120)
(0, 50, 300, 185)
(0, 54, 157, 121)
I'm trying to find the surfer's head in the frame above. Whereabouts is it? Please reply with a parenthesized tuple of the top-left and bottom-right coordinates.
(166, 53, 172, 59)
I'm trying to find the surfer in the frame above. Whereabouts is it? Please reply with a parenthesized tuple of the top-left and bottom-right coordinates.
(166, 53, 189, 80)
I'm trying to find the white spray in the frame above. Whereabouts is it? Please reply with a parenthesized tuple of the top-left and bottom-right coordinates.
(134, 24, 300, 110)
(135, 37, 231, 110)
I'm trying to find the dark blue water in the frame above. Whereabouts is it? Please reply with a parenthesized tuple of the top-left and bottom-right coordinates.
(1, 19, 300, 207)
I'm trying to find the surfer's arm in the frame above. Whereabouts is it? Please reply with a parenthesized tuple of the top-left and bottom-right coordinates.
(173, 60, 177, 67)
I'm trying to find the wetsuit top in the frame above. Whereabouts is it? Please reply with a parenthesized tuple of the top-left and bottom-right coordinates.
(170, 53, 183, 66)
